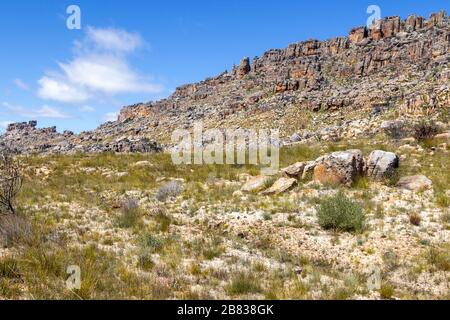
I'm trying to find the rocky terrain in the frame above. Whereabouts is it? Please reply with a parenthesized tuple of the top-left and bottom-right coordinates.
(0, 11, 449, 300)
(1, 11, 449, 153)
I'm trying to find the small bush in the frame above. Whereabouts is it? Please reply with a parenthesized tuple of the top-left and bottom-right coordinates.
(316, 192, 365, 232)
(413, 121, 439, 142)
(140, 234, 164, 253)
(426, 247, 450, 271)
(408, 212, 421, 226)
(116, 198, 141, 228)
(156, 181, 184, 202)
(138, 252, 154, 271)
(0, 148, 23, 214)
(379, 283, 394, 299)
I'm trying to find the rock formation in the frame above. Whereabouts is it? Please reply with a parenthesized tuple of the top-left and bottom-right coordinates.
(1, 11, 449, 154)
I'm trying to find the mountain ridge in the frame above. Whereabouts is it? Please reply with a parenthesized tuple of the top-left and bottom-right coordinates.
(1, 10, 449, 154)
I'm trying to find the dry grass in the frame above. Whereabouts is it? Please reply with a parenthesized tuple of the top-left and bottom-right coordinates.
(1, 135, 447, 300)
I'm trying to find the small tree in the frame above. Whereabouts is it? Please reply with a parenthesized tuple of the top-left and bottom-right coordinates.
(0, 148, 23, 215)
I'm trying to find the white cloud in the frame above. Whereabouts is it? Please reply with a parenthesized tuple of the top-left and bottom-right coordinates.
(103, 112, 118, 122)
(37, 27, 162, 104)
(3, 102, 71, 119)
(59, 55, 162, 95)
(14, 79, 29, 91)
(38, 76, 90, 103)
(86, 27, 144, 53)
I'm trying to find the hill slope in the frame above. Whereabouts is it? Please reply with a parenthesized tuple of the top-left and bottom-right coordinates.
(1, 11, 449, 153)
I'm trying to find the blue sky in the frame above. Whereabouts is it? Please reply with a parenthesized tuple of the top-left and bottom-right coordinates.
(0, 0, 448, 133)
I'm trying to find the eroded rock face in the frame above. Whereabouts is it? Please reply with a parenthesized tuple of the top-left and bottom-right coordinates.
(367, 150, 399, 181)
(237, 57, 251, 79)
(0, 120, 162, 155)
(118, 104, 153, 123)
(349, 26, 367, 43)
(397, 175, 433, 191)
(405, 15, 424, 31)
(313, 150, 365, 187)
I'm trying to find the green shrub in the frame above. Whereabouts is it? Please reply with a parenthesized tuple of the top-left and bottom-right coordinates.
(140, 234, 164, 253)
(316, 192, 365, 232)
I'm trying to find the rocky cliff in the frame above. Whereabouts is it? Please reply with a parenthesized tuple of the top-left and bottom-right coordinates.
(2, 11, 449, 154)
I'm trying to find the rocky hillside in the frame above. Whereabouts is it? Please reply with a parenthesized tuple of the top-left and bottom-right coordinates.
(1, 11, 449, 153)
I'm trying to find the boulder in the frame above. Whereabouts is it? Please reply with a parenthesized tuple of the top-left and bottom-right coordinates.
(313, 149, 365, 187)
(396, 175, 433, 191)
(434, 132, 450, 140)
(241, 176, 270, 193)
(366, 150, 399, 181)
(281, 162, 306, 179)
(262, 178, 297, 195)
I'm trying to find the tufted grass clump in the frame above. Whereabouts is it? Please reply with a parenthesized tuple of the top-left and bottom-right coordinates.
(116, 198, 142, 228)
(316, 192, 365, 233)
(226, 272, 262, 296)
(156, 181, 184, 202)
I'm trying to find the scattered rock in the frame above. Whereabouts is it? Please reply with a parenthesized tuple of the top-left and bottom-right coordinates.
(116, 172, 129, 178)
(262, 177, 297, 195)
(396, 175, 433, 191)
(290, 133, 302, 143)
